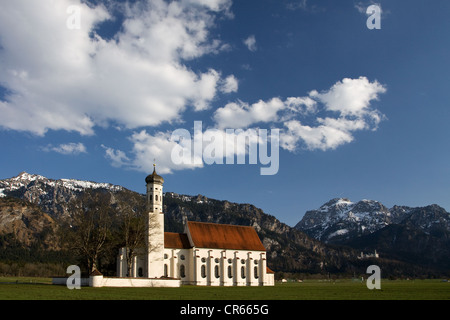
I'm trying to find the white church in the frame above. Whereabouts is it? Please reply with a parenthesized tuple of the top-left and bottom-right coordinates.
(116, 166, 275, 286)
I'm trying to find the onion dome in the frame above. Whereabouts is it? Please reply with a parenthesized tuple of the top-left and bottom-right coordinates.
(145, 165, 164, 184)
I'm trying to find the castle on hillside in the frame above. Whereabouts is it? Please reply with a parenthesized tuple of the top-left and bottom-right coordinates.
(116, 166, 274, 286)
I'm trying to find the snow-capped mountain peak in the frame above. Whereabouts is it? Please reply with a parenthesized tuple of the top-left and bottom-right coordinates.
(294, 198, 392, 242)
(0, 172, 124, 217)
(0, 171, 123, 195)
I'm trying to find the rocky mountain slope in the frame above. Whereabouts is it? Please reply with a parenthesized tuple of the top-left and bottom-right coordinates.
(0, 172, 123, 220)
(0, 197, 58, 249)
(1, 172, 449, 276)
(295, 198, 450, 243)
(295, 198, 450, 273)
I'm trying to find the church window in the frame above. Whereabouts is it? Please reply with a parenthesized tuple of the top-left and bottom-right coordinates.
(138, 268, 143, 277)
(215, 265, 220, 278)
(228, 266, 233, 278)
(201, 265, 206, 278)
(241, 266, 246, 279)
(241, 259, 246, 264)
(164, 264, 168, 277)
(164, 254, 168, 259)
(254, 266, 259, 279)
(214, 258, 219, 263)
(180, 264, 185, 278)
(228, 259, 232, 264)
(201, 257, 206, 263)
(180, 255, 185, 261)
(155, 194, 158, 201)
(254, 259, 259, 265)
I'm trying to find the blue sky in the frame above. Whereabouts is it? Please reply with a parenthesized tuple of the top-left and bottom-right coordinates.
(1, 0, 449, 226)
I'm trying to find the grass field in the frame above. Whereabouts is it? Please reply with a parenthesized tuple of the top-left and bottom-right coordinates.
(0, 277, 449, 300)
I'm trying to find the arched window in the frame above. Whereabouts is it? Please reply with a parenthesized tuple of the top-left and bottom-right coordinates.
(164, 264, 168, 277)
(180, 264, 185, 278)
(254, 266, 259, 279)
(201, 265, 206, 278)
(155, 194, 158, 201)
(215, 265, 220, 278)
(138, 267, 143, 277)
(228, 266, 233, 278)
(241, 266, 246, 279)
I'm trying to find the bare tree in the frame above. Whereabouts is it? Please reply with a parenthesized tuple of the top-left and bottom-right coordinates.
(63, 190, 113, 274)
(116, 193, 161, 277)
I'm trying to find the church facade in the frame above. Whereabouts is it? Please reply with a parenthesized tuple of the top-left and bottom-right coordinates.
(117, 167, 274, 286)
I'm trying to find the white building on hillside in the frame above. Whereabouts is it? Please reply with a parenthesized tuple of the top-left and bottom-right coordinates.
(116, 167, 275, 286)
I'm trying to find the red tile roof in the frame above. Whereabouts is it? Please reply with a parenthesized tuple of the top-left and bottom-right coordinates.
(187, 221, 266, 251)
(164, 232, 191, 249)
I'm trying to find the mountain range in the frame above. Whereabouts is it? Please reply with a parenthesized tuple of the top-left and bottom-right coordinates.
(1, 172, 449, 277)
(294, 197, 450, 243)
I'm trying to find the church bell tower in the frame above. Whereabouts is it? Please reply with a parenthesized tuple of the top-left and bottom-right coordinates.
(145, 164, 165, 278)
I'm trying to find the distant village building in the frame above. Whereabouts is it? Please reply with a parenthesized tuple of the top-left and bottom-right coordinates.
(116, 166, 275, 286)
(358, 250, 379, 259)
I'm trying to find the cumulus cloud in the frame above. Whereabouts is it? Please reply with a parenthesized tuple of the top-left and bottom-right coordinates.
(309, 77, 386, 117)
(243, 35, 257, 52)
(213, 98, 285, 129)
(0, 0, 234, 135)
(0, 1, 388, 173)
(101, 144, 130, 168)
(212, 77, 386, 152)
(107, 76, 386, 173)
(220, 75, 239, 93)
(42, 143, 87, 155)
(102, 126, 268, 174)
(281, 77, 387, 151)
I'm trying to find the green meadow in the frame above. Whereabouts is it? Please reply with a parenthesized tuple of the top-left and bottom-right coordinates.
(0, 277, 448, 300)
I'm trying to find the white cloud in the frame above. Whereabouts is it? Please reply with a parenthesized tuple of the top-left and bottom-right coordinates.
(213, 77, 386, 152)
(128, 130, 204, 174)
(309, 77, 386, 117)
(43, 143, 87, 155)
(220, 75, 239, 93)
(103, 127, 266, 174)
(101, 145, 130, 168)
(243, 35, 257, 52)
(280, 120, 355, 151)
(281, 77, 386, 151)
(213, 98, 285, 129)
(0, 0, 233, 135)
